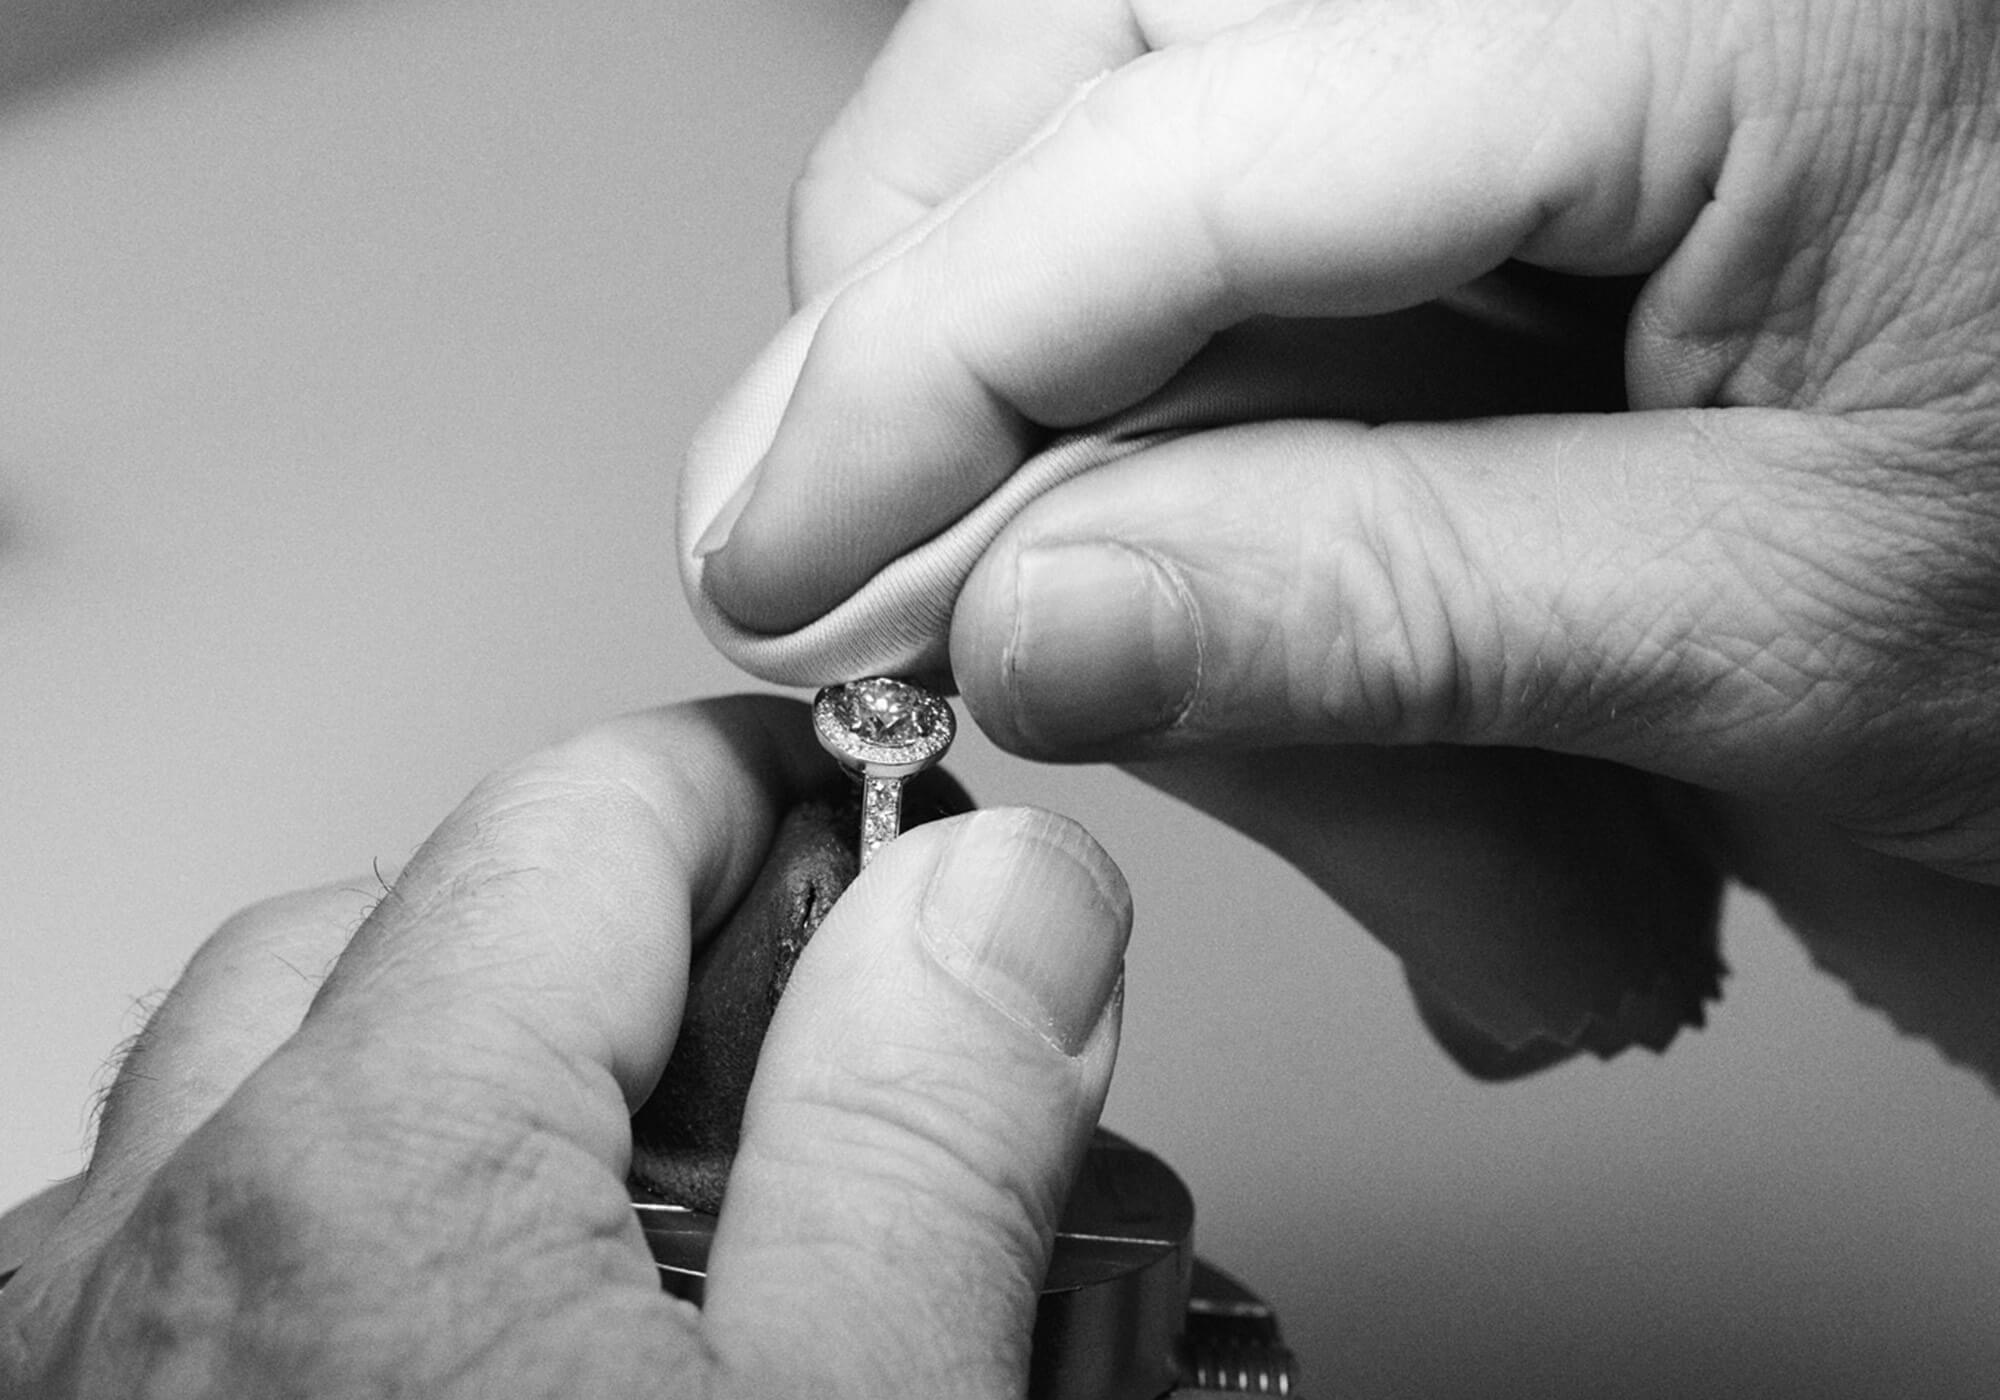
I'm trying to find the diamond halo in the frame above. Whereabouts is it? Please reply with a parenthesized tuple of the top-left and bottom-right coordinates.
(813, 677, 956, 867)
(813, 677, 955, 778)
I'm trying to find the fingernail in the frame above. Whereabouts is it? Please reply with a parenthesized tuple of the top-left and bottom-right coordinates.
(693, 459, 765, 561)
(1005, 542, 1201, 751)
(920, 808, 1131, 1056)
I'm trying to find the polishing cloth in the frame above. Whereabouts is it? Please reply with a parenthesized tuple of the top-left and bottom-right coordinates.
(673, 169, 1722, 1071)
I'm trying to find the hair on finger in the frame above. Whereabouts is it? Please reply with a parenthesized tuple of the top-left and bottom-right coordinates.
(82, 986, 171, 1177)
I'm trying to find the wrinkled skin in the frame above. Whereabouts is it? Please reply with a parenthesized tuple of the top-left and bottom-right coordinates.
(0, 699, 1131, 1399)
(696, 0, 2000, 1068)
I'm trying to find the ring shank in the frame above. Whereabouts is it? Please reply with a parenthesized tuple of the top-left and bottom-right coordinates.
(859, 774, 902, 866)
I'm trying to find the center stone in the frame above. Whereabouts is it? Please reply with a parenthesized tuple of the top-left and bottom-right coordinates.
(838, 678, 931, 746)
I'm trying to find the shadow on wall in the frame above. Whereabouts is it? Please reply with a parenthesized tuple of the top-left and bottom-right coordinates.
(1718, 806, 2000, 1092)
(0, 0, 313, 109)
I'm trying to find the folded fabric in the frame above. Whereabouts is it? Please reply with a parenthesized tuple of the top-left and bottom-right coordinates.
(679, 261, 1627, 686)
(674, 210, 1722, 1071)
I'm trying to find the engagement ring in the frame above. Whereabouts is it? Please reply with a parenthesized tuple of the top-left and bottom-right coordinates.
(812, 677, 956, 866)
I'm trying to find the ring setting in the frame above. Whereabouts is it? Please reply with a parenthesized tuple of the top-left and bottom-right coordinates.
(813, 677, 956, 866)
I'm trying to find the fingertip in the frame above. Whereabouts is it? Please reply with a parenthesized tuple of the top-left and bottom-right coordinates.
(915, 807, 1132, 1057)
(300, 702, 833, 1133)
(695, 473, 833, 637)
(697, 311, 1042, 639)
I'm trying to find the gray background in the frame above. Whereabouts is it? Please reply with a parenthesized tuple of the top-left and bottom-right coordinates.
(2, 1, 1996, 1394)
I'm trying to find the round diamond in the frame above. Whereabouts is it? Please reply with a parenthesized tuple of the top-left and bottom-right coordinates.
(814, 677, 955, 777)
(837, 677, 939, 746)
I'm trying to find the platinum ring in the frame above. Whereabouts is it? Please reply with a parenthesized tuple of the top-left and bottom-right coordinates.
(812, 677, 956, 866)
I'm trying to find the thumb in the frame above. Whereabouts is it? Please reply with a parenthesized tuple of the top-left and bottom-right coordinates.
(700, 807, 1130, 1397)
(949, 408, 1980, 860)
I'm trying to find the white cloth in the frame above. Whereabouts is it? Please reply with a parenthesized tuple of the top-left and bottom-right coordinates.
(679, 265, 1619, 686)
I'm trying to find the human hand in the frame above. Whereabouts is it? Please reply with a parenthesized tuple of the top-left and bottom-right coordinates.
(0, 698, 1130, 1397)
(681, 0, 2000, 1071)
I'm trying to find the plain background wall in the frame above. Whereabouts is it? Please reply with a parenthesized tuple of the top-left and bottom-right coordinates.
(2, 1, 1997, 1394)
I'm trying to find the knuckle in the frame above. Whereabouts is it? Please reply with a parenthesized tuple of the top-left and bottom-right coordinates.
(1257, 438, 1496, 743)
(460, 731, 671, 860)
(145, 885, 367, 1048)
(201, 886, 373, 967)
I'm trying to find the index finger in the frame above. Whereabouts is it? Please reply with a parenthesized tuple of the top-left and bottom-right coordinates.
(297, 696, 829, 1167)
(704, 1, 1723, 637)
(788, 0, 1142, 300)
(788, 0, 1298, 297)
